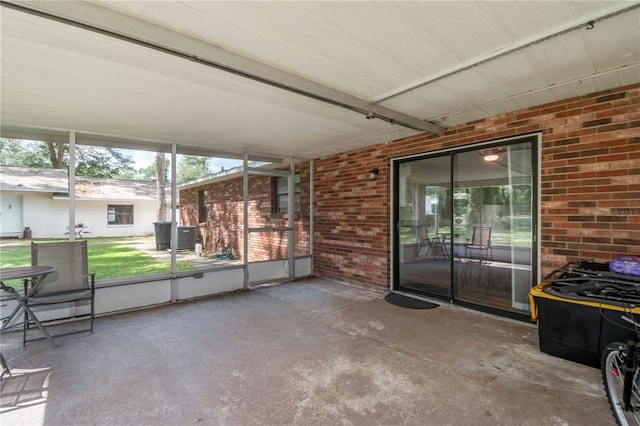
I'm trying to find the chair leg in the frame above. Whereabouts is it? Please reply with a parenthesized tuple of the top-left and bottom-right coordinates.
(21, 305, 56, 347)
(462, 248, 489, 292)
(0, 353, 10, 378)
(479, 253, 488, 294)
(430, 238, 443, 261)
(416, 240, 433, 258)
(23, 309, 27, 347)
(441, 240, 450, 259)
(90, 276, 95, 334)
(461, 259, 469, 288)
(90, 301, 94, 334)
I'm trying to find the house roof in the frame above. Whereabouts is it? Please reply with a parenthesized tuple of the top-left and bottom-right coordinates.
(0, 166, 157, 201)
(1, 2, 638, 160)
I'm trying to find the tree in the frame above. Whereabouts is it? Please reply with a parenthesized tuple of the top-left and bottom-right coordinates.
(116, 161, 167, 181)
(156, 153, 167, 221)
(47, 142, 66, 169)
(137, 163, 160, 181)
(74, 145, 134, 178)
(0, 138, 134, 178)
(177, 155, 210, 184)
(0, 138, 50, 168)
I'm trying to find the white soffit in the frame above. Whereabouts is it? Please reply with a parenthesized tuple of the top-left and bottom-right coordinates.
(1, 1, 639, 158)
(1, 5, 421, 159)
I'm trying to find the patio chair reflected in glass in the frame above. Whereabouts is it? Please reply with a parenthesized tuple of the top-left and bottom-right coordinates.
(26, 240, 95, 346)
(464, 226, 493, 264)
(415, 224, 445, 260)
(461, 226, 493, 292)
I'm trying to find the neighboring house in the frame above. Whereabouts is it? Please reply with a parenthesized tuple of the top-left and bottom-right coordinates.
(0, 166, 164, 238)
(179, 162, 311, 261)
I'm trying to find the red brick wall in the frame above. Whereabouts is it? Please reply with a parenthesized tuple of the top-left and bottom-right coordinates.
(179, 162, 311, 261)
(314, 84, 640, 289)
(180, 177, 243, 257)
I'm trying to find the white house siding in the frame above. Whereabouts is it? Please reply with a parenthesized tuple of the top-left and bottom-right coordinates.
(86, 199, 156, 238)
(20, 192, 156, 238)
(0, 193, 23, 236)
(22, 192, 68, 238)
(1, 167, 166, 239)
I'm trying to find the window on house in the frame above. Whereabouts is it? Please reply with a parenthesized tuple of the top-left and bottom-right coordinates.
(273, 174, 300, 214)
(107, 205, 134, 225)
(198, 190, 207, 223)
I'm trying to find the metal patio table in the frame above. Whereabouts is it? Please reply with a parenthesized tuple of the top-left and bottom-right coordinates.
(1, 265, 57, 344)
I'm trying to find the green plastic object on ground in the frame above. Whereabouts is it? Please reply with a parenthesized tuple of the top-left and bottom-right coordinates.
(210, 247, 234, 260)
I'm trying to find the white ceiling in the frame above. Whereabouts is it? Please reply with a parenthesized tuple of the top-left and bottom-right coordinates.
(1, 1, 639, 161)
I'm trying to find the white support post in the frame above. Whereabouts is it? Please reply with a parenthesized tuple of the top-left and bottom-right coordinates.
(68, 131, 76, 242)
(288, 158, 295, 279)
(243, 153, 249, 289)
(170, 144, 177, 302)
(309, 159, 314, 275)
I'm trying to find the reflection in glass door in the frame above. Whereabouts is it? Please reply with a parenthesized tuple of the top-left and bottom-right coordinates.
(396, 155, 452, 297)
(453, 141, 534, 313)
(393, 136, 537, 317)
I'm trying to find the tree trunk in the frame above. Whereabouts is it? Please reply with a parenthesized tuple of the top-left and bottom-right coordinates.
(156, 153, 167, 221)
(47, 142, 65, 169)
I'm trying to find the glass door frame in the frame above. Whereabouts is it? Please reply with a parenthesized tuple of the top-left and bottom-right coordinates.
(390, 133, 541, 320)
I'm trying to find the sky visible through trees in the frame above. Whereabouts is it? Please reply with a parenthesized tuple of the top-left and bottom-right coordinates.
(0, 138, 243, 183)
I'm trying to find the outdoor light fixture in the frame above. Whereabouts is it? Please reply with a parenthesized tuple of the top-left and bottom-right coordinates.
(481, 147, 502, 162)
(369, 168, 379, 181)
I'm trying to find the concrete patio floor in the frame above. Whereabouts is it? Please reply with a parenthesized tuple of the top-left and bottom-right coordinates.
(0, 278, 614, 425)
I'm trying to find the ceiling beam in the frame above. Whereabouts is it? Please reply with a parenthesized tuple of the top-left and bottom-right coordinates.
(2, 0, 445, 136)
(0, 123, 287, 163)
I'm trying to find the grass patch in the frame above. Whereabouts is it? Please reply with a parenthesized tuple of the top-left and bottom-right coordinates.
(0, 246, 29, 267)
(89, 244, 193, 279)
(399, 228, 532, 246)
(0, 238, 194, 282)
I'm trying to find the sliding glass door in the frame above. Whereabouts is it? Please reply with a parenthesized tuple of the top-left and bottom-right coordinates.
(393, 136, 537, 317)
(452, 140, 535, 313)
(396, 155, 452, 297)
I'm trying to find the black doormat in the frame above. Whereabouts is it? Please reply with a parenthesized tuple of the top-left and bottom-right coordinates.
(384, 293, 439, 310)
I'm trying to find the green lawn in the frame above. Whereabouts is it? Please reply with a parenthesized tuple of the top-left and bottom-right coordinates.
(399, 227, 532, 246)
(0, 238, 194, 283)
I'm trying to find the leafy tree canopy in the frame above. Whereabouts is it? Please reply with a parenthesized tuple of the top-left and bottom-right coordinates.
(75, 145, 134, 178)
(117, 161, 167, 181)
(0, 138, 50, 168)
(0, 138, 134, 178)
(177, 155, 211, 184)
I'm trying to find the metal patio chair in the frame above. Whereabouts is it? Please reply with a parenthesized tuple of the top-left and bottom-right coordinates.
(465, 226, 493, 264)
(415, 224, 445, 260)
(25, 241, 95, 346)
(461, 226, 494, 292)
